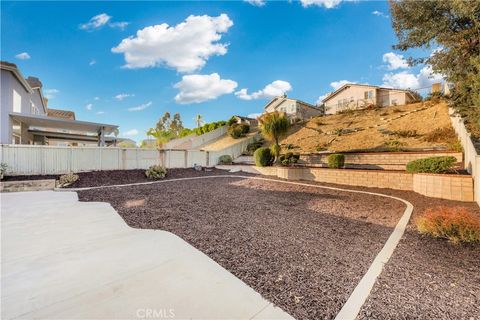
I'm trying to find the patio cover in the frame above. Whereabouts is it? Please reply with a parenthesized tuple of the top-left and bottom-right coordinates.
(10, 112, 118, 134)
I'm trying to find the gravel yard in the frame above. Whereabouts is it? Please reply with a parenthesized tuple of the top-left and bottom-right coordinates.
(78, 174, 405, 319)
(71, 169, 479, 319)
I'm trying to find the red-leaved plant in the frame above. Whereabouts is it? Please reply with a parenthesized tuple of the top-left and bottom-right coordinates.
(416, 206, 480, 244)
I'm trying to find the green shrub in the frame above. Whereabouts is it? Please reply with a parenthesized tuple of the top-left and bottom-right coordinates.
(254, 147, 274, 167)
(406, 156, 457, 173)
(228, 125, 244, 138)
(145, 165, 167, 179)
(59, 172, 79, 187)
(246, 139, 264, 154)
(327, 154, 345, 169)
(279, 152, 300, 166)
(218, 155, 233, 165)
(385, 139, 404, 151)
(227, 116, 237, 126)
(239, 123, 250, 134)
(416, 206, 480, 244)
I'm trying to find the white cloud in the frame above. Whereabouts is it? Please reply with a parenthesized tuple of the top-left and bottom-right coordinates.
(80, 13, 129, 31)
(245, 0, 266, 6)
(89, 59, 96, 66)
(382, 72, 418, 89)
(235, 80, 292, 100)
(112, 14, 233, 73)
(128, 101, 152, 111)
(382, 65, 443, 89)
(109, 21, 129, 30)
(316, 93, 330, 105)
(247, 113, 263, 119)
(417, 65, 444, 87)
(115, 93, 134, 101)
(15, 52, 31, 60)
(85, 103, 93, 111)
(44, 89, 59, 99)
(383, 52, 409, 70)
(174, 73, 237, 104)
(330, 80, 355, 90)
(96, 111, 105, 115)
(123, 129, 139, 137)
(300, 0, 343, 9)
(94, 96, 100, 101)
(80, 13, 111, 30)
(372, 10, 388, 18)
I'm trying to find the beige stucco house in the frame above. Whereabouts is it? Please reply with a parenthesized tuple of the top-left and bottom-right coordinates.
(264, 95, 323, 121)
(321, 83, 419, 115)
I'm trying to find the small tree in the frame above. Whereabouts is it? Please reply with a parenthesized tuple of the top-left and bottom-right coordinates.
(258, 111, 290, 162)
(146, 128, 174, 149)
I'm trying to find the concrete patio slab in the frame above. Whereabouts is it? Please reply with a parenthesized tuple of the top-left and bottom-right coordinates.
(1, 191, 292, 320)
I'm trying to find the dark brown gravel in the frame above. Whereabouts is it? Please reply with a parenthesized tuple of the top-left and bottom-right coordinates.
(78, 175, 405, 320)
(74, 170, 480, 319)
(4, 168, 241, 187)
(289, 181, 480, 320)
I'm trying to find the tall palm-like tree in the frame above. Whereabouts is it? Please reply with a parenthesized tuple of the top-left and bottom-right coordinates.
(146, 128, 174, 149)
(194, 114, 204, 128)
(258, 111, 290, 162)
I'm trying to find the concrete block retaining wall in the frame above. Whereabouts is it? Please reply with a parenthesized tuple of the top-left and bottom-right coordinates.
(413, 173, 474, 202)
(218, 165, 473, 202)
(300, 151, 463, 170)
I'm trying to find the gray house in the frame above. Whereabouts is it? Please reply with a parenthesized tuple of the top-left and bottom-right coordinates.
(1, 61, 118, 146)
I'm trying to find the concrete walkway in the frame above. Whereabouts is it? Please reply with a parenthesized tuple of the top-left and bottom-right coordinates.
(1, 191, 292, 320)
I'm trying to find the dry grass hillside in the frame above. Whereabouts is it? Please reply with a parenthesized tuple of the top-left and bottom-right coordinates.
(281, 101, 460, 153)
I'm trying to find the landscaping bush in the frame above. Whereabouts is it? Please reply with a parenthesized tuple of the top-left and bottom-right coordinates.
(246, 139, 264, 154)
(228, 123, 249, 139)
(416, 206, 480, 244)
(406, 156, 457, 173)
(59, 172, 79, 187)
(228, 124, 244, 138)
(145, 165, 167, 180)
(254, 147, 274, 167)
(327, 154, 345, 169)
(279, 152, 300, 166)
(218, 155, 233, 165)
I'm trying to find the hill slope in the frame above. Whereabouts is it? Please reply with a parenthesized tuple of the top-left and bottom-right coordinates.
(281, 101, 459, 153)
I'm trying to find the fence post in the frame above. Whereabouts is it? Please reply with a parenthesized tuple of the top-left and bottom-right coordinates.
(184, 150, 188, 168)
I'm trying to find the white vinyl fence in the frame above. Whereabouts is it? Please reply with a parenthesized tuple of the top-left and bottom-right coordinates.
(0, 133, 259, 175)
(449, 108, 480, 205)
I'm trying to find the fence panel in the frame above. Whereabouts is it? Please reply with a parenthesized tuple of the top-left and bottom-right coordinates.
(449, 108, 480, 205)
(1, 134, 253, 175)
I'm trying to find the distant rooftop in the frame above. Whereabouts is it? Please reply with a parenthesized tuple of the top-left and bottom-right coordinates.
(47, 108, 76, 120)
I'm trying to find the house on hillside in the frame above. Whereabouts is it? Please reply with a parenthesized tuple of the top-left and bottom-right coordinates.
(231, 115, 258, 127)
(263, 94, 323, 121)
(321, 83, 420, 115)
(1, 61, 118, 146)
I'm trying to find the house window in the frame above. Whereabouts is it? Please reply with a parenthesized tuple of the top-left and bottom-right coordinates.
(364, 91, 373, 99)
(30, 102, 39, 115)
(13, 89, 22, 113)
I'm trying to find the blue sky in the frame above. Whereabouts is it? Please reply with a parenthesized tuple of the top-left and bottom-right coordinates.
(1, 0, 439, 142)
